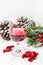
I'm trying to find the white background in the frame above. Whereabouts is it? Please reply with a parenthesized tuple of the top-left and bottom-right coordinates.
(0, 0, 43, 65)
(0, 0, 43, 25)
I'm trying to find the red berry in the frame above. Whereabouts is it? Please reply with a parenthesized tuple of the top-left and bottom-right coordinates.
(28, 58, 33, 62)
(31, 52, 38, 58)
(3, 45, 14, 53)
(38, 34, 43, 38)
(25, 51, 31, 57)
(22, 54, 26, 58)
(22, 51, 38, 62)
(6, 47, 12, 52)
(3, 47, 12, 53)
(38, 34, 43, 42)
(9, 45, 14, 48)
(6, 45, 14, 49)
(40, 39, 43, 42)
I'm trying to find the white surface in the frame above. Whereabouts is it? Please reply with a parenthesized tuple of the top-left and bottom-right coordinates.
(0, 0, 43, 65)
(0, 36, 43, 65)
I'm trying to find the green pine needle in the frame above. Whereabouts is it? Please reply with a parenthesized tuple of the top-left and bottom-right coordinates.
(26, 26, 43, 47)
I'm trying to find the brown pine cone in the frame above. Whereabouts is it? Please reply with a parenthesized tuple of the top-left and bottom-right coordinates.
(17, 16, 36, 28)
(1, 29, 11, 41)
(17, 16, 28, 23)
(30, 20, 36, 28)
(11, 23, 24, 28)
(0, 20, 13, 41)
(0, 20, 9, 31)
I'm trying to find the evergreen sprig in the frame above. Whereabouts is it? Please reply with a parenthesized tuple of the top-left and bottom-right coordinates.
(26, 26, 43, 47)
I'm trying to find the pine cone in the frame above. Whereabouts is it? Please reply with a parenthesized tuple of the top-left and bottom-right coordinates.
(17, 16, 36, 28)
(0, 20, 9, 31)
(0, 20, 13, 41)
(11, 23, 24, 28)
(30, 20, 36, 28)
(17, 16, 28, 23)
(1, 28, 11, 41)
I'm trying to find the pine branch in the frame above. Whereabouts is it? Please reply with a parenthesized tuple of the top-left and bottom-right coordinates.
(32, 26, 43, 30)
(26, 26, 43, 47)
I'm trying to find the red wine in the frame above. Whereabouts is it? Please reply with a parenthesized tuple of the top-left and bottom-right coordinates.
(11, 34, 26, 42)
(10, 28, 26, 42)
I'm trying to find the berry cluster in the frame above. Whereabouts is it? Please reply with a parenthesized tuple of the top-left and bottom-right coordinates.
(3, 45, 14, 53)
(38, 34, 43, 42)
(22, 51, 38, 62)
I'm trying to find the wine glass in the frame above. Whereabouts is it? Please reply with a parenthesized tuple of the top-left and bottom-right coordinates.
(9, 24, 27, 56)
